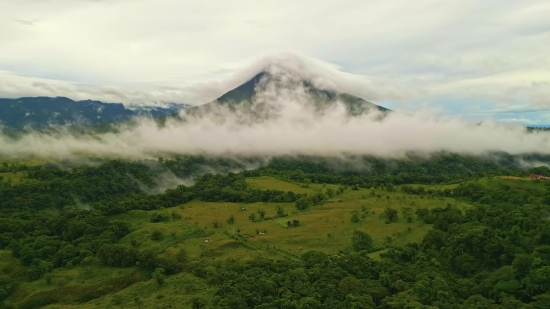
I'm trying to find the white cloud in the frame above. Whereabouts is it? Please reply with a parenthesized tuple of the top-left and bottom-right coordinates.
(0, 0, 549, 111)
(2, 72, 550, 161)
(497, 118, 535, 125)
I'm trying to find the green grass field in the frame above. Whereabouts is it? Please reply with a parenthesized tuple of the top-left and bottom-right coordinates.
(246, 176, 314, 194)
(480, 176, 546, 191)
(3, 175, 477, 308)
(0, 157, 48, 184)
(0, 172, 25, 184)
(111, 177, 471, 262)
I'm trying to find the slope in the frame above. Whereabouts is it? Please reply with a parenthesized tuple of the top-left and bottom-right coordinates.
(189, 71, 390, 117)
(0, 96, 189, 129)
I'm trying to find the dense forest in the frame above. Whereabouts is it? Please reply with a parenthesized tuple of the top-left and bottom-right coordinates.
(1, 154, 550, 308)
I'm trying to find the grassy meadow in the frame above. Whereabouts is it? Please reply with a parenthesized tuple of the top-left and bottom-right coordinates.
(0, 171, 25, 184)
(110, 176, 472, 265)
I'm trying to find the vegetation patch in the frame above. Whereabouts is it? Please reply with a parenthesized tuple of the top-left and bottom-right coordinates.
(1, 155, 550, 308)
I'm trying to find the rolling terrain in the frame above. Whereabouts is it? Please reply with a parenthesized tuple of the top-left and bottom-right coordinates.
(1, 154, 550, 308)
(1, 175, 468, 308)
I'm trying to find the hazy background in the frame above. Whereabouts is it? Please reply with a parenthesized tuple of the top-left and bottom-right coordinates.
(1, 0, 549, 124)
(2, 67, 550, 161)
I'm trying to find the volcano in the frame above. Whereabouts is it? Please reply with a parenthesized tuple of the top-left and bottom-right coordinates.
(194, 70, 389, 116)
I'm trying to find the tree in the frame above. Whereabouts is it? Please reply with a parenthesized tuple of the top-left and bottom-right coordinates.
(171, 211, 182, 220)
(326, 187, 335, 198)
(151, 230, 164, 241)
(415, 208, 430, 220)
(150, 213, 170, 223)
(176, 249, 188, 263)
(226, 214, 235, 224)
(402, 207, 414, 223)
(248, 213, 256, 221)
(153, 268, 165, 286)
(295, 197, 312, 210)
(461, 295, 496, 309)
(512, 254, 533, 279)
(383, 208, 398, 222)
(311, 192, 328, 205)
(352, 230, 374, 252)
(339, 277, 368, 296)
(45, 273, 52, 285)
(276, 205, 285, 217)
(302, 251, 329, 268)
(38, 260, 53, 276)
(351, 211, 360, 223)
(258, 209, 266, 219)
(190, 297, 208, 309)
(0, 275, 17, 301)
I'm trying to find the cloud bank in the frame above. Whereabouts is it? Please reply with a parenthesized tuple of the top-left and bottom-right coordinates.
(1, 69, 550, 161)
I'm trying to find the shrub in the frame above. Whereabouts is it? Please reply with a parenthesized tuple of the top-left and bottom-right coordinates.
(351, 230, 374, 252)
(150, 213, 170, 223)
(383, 208, 398, 222)
(171, 211, 182, 220)
(258, 209, 266, 219)
(226, 214, 235, 224)
(151, 230, 164, 241)
(79, 290, 97, 303)
(351, 211, 360, 223)
(276, 205, 285, 217)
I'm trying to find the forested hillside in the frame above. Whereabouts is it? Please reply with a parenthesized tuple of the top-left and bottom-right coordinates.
(0, 97, 187, 129)
(0, 154, 549, 308)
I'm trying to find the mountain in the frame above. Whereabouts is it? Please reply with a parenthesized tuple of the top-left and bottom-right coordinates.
(195, 71, 389, 115)
(0, 70, 388, 130)
(0, 96, 189, 129)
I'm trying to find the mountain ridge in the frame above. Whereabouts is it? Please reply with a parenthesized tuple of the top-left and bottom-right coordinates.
(0, 96, 189, 129)
(0, 68, 390, 130)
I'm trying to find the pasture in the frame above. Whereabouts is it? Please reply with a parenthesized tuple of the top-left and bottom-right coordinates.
(3, 175, 476, 308)
(112, 176, 471, 264)
(0, 172, 25, 184)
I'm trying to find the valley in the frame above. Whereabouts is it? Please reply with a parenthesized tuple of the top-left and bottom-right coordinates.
(1, 155, 549, 308)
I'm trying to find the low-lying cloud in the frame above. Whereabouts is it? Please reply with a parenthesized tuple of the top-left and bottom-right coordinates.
(1, 64, 550, 162)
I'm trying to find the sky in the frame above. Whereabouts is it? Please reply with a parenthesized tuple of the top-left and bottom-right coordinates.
(1, 0, 550, 125)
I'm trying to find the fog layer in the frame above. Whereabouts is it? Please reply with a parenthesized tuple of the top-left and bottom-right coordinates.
(1, 66, 549, 160)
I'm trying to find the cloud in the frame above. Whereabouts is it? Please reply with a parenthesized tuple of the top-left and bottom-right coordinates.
(0, 53, 417, 107)
(0, 70, 195, 107)
(12, 19, 35, 26)
(496, 118, 535, 125)
(2, 70, 550, 162)
(0, 0, 549, 114)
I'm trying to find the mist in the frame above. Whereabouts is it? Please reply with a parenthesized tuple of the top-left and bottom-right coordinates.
(1, 61, 550, 161)
(140, 171, 194, 194)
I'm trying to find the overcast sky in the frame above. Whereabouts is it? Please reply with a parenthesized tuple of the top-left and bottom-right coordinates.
(1, 0, 549, 124)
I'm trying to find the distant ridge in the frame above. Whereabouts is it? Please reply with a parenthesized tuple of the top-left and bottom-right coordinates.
(0, 96, 189, 129)
(0, 66, 389, 130)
